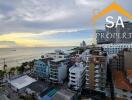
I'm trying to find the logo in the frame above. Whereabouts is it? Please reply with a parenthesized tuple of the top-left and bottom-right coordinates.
(92, 2, 132, 43)
(92, 2, 132, 22)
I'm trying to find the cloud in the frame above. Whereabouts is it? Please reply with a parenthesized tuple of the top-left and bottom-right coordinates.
(0, 0, 109, 34)
(0, 0, 131, 47)
(0, 41, 18, 48)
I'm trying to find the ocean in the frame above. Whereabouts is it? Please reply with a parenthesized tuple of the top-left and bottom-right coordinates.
(0, 47, 74, 70)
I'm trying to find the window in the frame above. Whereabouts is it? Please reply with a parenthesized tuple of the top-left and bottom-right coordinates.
(71, 80, 75, 83)
(123, 95, 127, 98)
(71, 77, 75, 79)
(71, 73, 75, 75)
(59, 56, 62, 58)
(122, 89, 127, 92)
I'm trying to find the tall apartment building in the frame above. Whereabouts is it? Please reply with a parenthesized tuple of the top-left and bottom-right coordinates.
(100, 43, 132, 54)
(68, 62, 86, 90)
(110, 48, 132, 71)
(96, 30, 108, 44)
(80, 40, 87, 47)
(96, 21, 132, 44)
(105, 21, 132, 43)
(85, 50, 107, 93)
(49, 58, 67, 83)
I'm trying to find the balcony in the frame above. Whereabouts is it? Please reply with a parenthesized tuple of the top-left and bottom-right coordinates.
(95, 65, 99, 69)
(95, 87, 100, 91)
(95, 79, 99, 82)
(95, 70, 99, 74)
(95, 74, 100, 78)
(50, 77, 58, 81)
(86, 82, 89, 85)
(86, 77, 89, 81)
(95, 83, 99, 87)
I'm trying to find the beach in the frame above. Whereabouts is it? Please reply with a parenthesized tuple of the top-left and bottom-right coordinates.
(0, 47, 74, 70)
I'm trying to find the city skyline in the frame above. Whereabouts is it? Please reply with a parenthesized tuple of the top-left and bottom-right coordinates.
(0, 0, 132, 48)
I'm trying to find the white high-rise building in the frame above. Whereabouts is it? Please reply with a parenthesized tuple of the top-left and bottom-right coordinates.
(68, 62, 86, 90)
(100, 43, 132, 54)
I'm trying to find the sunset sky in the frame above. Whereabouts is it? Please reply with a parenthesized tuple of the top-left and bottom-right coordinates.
(0, 0, 131, 48)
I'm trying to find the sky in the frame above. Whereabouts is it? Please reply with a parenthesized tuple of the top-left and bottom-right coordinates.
(0, 0, 131, 48)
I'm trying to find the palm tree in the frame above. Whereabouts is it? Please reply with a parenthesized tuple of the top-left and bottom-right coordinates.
(10, 67, 16, 74)
(16, 66, 25, 74)
(0, 70, 6, 84)
(28, 60, 35, 72)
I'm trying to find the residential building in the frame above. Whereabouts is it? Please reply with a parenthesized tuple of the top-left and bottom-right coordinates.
(68, 62, 86, 90)
(34, 58, 52, 79)
(112, 69, 132, 100)
(100, 43, 132, 54)
(81, 49, 90, 62)
(44, 50, 68, 59)
(110, 48, 132, 71)
(80, 40, 87, 47)
(105, 21, 132, 43)
(49, 58, 67, 83)
(124, 49, 132, 69)
(85, 50, 107, 93)
(52, 89, 77, 100)
(126, 69, 132, 84)
(109, 50, 124, 71)
(111, 50, 132, 99)
(96, 30, 109, 44)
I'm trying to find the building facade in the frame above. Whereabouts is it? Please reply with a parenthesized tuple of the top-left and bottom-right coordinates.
(96, 21, 132, 44)
(85, 50, 107, 93)
(68, 62, 86, 90)
(100, 43, 132, 54)
(49, 58, 67, 83)
(44, 50, 68, 59)
(34, 58, 52, 79)
(112, 69, 132, 100)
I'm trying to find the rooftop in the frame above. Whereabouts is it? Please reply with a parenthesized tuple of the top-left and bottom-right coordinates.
(126, 69, 132, 79)
(69, 63, 85, 72)
(0, 95, 9, 100)
(51, 58, 66, 63)
(112, 69, 132, 91)
(52, 89, 76, 100)
(9, 75, 37, 90)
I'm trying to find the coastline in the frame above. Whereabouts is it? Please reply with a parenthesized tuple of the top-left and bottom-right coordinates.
(0, 46, 75, 71)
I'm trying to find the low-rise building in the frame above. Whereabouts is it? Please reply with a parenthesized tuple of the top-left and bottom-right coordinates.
(68, 62, 86, 90)
(0, 94, 9, 100)
(8, 75, 37, 93)
(52, 89, 77, 100)
(49, 58, 67, 83)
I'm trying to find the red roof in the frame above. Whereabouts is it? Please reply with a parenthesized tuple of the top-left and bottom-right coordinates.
(112, 69, 132, 91)
(127, 69, 132, 79)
